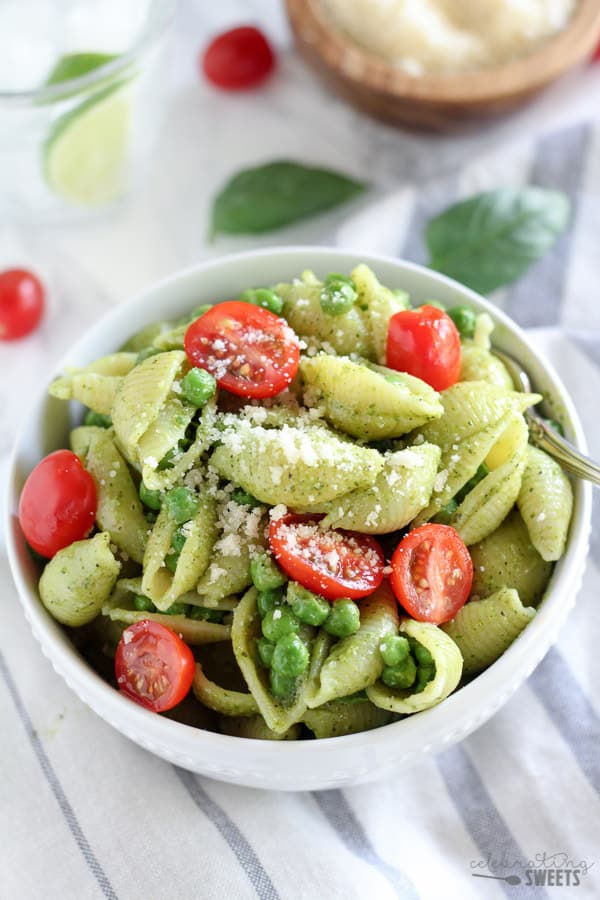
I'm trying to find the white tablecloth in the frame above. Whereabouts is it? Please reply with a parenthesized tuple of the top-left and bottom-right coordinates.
(2, 3, 600, 898)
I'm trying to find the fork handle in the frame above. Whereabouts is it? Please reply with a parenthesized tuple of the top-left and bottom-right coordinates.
(528, 414, 600, 486)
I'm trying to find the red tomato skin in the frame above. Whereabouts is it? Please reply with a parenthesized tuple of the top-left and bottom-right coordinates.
(386, 305, 461, 392)
(202, 26, 275, 90)
(269, 513, 385, 600)
(184, 300, 299, 399)
(115, 620, 195, 712)
(390, 524, 473, 625)
(0, 268, 45, 340)
(18, 450, 97, 558)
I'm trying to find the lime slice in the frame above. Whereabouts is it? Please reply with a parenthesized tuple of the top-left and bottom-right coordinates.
(44, 83, 131, 207)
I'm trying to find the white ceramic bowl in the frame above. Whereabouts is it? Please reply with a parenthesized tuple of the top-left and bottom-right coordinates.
(5, 248, 592, 791)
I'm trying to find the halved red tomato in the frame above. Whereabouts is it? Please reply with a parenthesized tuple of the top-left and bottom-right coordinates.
(115, 620, 195, 713)
(269, 512, 385, 600)
(386, 305, 461, 391)
(390, 523, 472, 624)
(184, 300, 299, 399)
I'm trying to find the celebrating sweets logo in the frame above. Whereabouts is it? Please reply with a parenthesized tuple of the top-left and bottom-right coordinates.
(470, 852, 594, 887)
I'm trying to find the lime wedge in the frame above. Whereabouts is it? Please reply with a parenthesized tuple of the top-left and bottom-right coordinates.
(45, 53, 118, 86)
(44, 83, 131, 207)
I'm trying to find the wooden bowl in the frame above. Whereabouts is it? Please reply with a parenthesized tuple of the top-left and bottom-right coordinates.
(285, 0, 600, 130)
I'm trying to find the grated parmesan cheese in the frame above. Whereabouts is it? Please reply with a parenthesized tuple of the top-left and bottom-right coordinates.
(322, 0, 577, 75)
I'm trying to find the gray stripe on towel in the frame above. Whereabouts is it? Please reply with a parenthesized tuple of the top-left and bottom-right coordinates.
(174, 767, 279, 900)
(313, 789, 420, 899)
(438, 743, 550, 900)
(529, 647, 600, 795)
(0, 651, 118, 900)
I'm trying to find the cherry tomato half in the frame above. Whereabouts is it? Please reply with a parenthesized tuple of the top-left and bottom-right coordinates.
(115, 620, 195, 713)
(184, 300, 300, 399)
(390, 524, 473, 624)
(202, 26, 275, 90)
(386, 305, 461, 392)
(0, 268, 45, 340)
(269, 513, 385, 600)
(18, 450, 97, 558)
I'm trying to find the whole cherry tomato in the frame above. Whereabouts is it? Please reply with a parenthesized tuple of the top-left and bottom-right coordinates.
(202, 26, 275, 90)
(19, 450, 96, 558)
(0, 268, 45, 340)
(386, 305, 461, 392)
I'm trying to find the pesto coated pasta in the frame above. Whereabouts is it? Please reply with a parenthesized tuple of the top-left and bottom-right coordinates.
(24, 264, 573, 741)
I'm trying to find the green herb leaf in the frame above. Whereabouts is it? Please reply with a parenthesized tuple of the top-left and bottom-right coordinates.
(426, 188, 570, 295)
(211, 161, 367, 236)
(45, 53, 118, 87)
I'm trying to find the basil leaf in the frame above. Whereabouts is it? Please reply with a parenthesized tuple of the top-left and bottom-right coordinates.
(426, 188, 570, 295)
(211, 161, 367, 236)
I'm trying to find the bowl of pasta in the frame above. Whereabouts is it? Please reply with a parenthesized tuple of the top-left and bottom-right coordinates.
(6, 247, 591, 791)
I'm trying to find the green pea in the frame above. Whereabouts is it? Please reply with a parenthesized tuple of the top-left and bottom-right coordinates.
(272, 633, 309, 678)
(83, 410, 112, 428)
(187, 606, 225, 623)
(164, 487, 200, 524)
(454, 463, 489, 504)
(164, 602, 189, 616)
(380, 634, 410, 667)
(257, 638, 275, 668)
(413, 664, 436, 693)
(251, 553, 287, 592)
(257, 588, 284, 618)
(231, 487, 262, 508)
(269, 669, 297, 700)
(423, 300, 446, 312)
(135, 346, 162, 365)
(411, 639, 434, 667)
(544, 417, 565, 437)
(324, 599, 360, 638)
(324, 272, 352, 286)
(286, 581, 329, 626)
(262, 606, 300, 642)
(319, 278, 357, 316)
(381, 656, 417, 689)
(240, 288, 284, 315)
(448, 305, 476, 338)
(134, 594, 156, 612)
(165, 551, 179, 573)
(181, 367, 217, 407)
(171, 526, 187, 554)
(139, 481, 162, 511)
(433, 498, 458, 525)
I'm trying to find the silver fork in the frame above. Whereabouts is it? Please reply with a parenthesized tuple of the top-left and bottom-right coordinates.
(493, 349, 600, 487)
